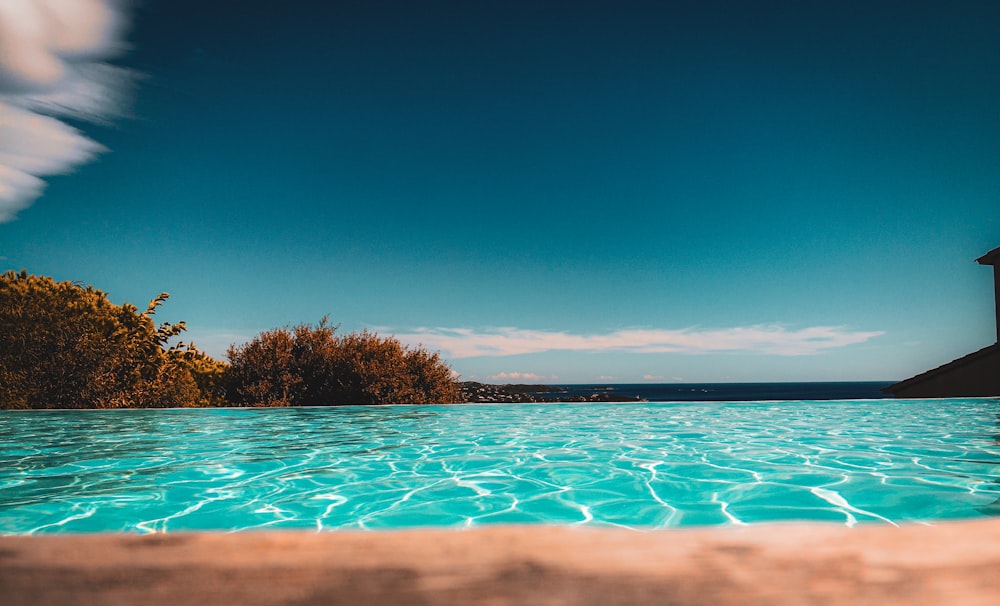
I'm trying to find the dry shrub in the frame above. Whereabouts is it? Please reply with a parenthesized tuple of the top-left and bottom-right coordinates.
(0, 270, 223, 409)
(225, 319, 460, 406)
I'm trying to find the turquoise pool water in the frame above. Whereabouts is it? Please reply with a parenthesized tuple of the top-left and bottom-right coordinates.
(1, 399, 998, 534)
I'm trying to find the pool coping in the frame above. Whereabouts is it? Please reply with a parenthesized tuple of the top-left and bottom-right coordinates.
(3, 519, 1000, 605)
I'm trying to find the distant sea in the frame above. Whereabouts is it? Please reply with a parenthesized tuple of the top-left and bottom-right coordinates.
(547, 382, 894, 402)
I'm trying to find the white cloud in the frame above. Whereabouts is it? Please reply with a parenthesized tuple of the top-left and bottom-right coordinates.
(0, 161, 44, 222)
(395, 325, 885, 359)
(642, 374, 664, 381)
(20, 63, 134, 123)
(0, 101, 105, 167)
(0, 0, 132, 222)
(0, 0, 126, 91)
(489, 371, 554, 382)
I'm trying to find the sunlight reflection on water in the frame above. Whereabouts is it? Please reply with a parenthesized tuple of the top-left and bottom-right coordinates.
(1, 399, 998, 534)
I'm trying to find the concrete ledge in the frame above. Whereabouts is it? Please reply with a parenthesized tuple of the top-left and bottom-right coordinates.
(3, 520, 1000, 605)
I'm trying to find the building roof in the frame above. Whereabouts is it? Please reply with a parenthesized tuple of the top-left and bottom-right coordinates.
(882, 342, 1000, 394)
(976, 246, 1000, 266)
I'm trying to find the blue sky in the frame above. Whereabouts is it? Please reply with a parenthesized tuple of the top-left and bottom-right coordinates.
(2, 0, 998, 383)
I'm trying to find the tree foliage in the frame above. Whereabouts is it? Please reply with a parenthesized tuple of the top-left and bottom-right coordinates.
(0, 270, 223, 409)
(165, 343, 230, 408)
(225, 319, 460, 406)
(1, 272, 459, 409)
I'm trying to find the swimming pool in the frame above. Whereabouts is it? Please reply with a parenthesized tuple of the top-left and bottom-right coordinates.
(1, 399, 998, 534)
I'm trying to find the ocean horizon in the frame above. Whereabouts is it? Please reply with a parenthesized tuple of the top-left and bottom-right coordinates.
(528, 382, 894, 402)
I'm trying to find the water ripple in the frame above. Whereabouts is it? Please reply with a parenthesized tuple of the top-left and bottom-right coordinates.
(1, 399, 999, 534)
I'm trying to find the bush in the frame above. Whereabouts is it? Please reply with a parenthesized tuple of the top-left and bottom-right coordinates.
(225, 319, 460, 406)
(0, 271, 458, 409)
(0, 270, 223, 409)
(222, 326, 304, 406)
(164, 344, 230, 407)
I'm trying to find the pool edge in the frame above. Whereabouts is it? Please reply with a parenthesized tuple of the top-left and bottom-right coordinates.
(3, 519, 1000, 605)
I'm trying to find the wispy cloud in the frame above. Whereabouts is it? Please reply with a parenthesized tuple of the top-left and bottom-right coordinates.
(0, 0, 134, 222)
(489, 371, 555, 382)
(396, 325, 884, 358)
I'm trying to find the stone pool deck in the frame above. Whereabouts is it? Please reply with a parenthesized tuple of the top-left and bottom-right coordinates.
(3, 520, 1000, 605)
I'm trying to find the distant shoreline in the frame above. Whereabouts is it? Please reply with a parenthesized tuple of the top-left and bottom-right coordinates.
(459, 382, 646, 403)
(0, 381, 902, 411)
(460, 381, 896, 403)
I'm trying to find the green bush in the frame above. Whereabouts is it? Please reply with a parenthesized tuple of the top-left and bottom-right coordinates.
(0, 270, 223, 409)
(225, 319, 460, 406)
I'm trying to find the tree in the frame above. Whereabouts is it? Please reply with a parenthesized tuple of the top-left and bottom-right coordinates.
(0, 270, 223, 409)
(225, 319, 461, 406)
